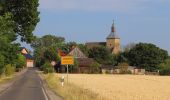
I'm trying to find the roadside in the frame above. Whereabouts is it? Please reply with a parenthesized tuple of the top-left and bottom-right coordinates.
(41, 73, 103, 100)
(37, 69, 63, 100)
(0, 68, 27, 93)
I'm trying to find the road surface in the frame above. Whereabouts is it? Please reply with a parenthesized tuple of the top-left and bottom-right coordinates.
(0, 68, 49, 100)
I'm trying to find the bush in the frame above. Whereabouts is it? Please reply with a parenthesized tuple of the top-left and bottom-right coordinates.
(5, 64, 15, 76)
(16, 54, 26, 68)
(118, 62, 129, 74)
(159, 67, 170, 75)
(42, 61, 54, 74)
(89, 62, 101, 74)
(0, 54, 5, 75)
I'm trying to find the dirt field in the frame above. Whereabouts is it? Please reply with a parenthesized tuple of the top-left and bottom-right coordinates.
(56, 74, 170, 100)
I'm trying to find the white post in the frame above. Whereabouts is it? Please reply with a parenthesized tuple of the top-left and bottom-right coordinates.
(67, 65, 68, 84)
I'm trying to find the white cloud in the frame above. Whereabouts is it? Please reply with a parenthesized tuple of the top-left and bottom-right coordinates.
(39, 0, 170, 13)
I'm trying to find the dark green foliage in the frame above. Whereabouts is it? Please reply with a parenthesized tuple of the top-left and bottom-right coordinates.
(78, 44, 89, 56)
(88, 46, 116, 65)
(159, 67, 170, 75)
(128, 43, 168, 71)
(16, 54, 26, 68)
(0, 54, 5, 75)
(42, 61, 54, 74)
(44, 47, 60, 62)
(159, 59, 170, 75)
(31, 35, 65, 48)
(89, 62, 101, 74)
(32, 35, 64, 68)
(2, 0, 40, 43)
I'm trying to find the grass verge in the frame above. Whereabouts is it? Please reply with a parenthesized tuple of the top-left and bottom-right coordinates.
(0, 76, 14, 85)
(43, 73, 105, 100)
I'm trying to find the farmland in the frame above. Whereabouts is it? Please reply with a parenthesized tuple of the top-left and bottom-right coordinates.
(56, 74, 170, 100)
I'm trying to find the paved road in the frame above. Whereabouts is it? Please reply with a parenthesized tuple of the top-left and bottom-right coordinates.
(0, 68, 49, 100)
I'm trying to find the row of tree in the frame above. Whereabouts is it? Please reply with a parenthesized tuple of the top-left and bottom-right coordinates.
(32, 34, 169, 75)
(0, 0, 39, 76)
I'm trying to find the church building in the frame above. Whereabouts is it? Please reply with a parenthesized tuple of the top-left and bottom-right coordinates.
(86, 21, 121, 54)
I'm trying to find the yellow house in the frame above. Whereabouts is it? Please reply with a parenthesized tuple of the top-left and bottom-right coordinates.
(21, 47, 34, 67)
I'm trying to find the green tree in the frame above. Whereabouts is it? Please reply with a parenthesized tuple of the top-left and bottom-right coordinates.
(0, 54, 5, 75)
(78, 44, 89, 56)
(2, 0, 40, 43)
(118, 62, 129, 74)
(44, 47, 60, 62)
(88, 46, 116, 65)
(16, 54, 26, 68)
(128, 43, 168, 71)
(89, 62, 101, 74)
(159, 59, 170, 75)
(31, 35, 65, 48)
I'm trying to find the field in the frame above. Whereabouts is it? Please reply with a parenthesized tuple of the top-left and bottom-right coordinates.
(56, 74, 170, 100)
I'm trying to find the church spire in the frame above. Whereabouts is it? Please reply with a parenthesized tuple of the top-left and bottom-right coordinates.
(106, 20, 119, 39)
(111, 20, 115, 32)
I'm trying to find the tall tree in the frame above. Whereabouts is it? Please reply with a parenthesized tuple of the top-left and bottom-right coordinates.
(2, 0, 40, 43)
(88, 46, 116, 65)
(128, 43, 168, 71)
(31, 35, 65, 48)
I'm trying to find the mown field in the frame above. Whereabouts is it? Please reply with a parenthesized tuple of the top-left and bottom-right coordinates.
(56, 74, 170, 100)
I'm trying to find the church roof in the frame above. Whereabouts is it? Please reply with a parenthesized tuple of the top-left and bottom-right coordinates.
(107, 32, 119, 39)
(107, 21, 120, 39)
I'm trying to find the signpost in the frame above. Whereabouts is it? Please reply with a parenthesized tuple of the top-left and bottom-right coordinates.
(61, 56, 74, 84)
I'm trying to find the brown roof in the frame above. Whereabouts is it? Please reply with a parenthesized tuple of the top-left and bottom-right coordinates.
(85, 42, 106, 49)
(77, 58, 95, 67)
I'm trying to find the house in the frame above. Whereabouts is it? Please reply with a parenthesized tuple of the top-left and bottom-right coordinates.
(86, 21, 121, 54)
(57, 46, 97, 73)
(21, 47, 34, 67)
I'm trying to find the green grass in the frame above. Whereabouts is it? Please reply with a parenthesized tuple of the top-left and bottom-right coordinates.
(43, 73, 104, 100)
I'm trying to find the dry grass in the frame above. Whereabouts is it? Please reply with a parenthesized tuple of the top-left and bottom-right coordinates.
(43, 73, 105, 100)
(0, 76, 13, 84)
(56, 74, 170, 100)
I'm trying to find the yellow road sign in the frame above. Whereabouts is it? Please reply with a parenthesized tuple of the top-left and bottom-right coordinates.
(61, 56, 74, 65)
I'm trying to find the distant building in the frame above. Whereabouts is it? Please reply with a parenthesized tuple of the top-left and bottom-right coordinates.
(57, 46, 97, 73)
(86, 21, 121, 54)
(21, 47, 34, 67)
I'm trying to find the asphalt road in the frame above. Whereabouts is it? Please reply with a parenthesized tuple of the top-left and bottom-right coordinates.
(0, 68, 49, 100)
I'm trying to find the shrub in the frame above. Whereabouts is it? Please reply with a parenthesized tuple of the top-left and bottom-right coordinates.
(42, 61, 54, 74)
(118, 62, 129, 74)
(0, 54, 5, 75)
(5, 64, 15, 76)
(89, 62, 101, 74)
(159, 67, 170, 75)
(16, 54, 26, 68)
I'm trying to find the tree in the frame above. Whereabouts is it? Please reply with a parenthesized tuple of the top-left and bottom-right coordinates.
(88, 46, 116, 65)
(89, 62, 101, 74)
(78, 44, 89, 56)
(128, 43, 168, 71)
(16, 54, 26, 68)
(43, 47, 60, 62)
(2, 0, 40, 43)
(118, 62, 129, 74)
(159, 59, 170, 75)
(0, 54, 5, 75)
(31, 35, 65, 48)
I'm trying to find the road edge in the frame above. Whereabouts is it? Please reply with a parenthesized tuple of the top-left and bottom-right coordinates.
(37, 70, 63, 100)
(0, 68, 28, 94)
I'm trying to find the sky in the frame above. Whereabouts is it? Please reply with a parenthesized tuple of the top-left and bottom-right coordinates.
(25, 0, 170, 53)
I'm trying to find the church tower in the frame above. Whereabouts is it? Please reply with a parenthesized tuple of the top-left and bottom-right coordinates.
(106, 21, 121, 54)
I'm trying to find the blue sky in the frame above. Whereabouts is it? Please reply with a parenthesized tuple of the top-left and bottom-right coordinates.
(27, 0, 170, 53)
